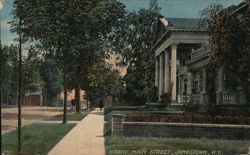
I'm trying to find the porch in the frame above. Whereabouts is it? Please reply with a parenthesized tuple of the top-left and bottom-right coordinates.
(177, 92, 246, 105)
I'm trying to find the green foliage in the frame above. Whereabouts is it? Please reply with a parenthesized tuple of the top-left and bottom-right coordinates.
(199, 4, 224, 29)
(2, 45, 45, 94)
(117, 0, 160, 104)
(203, 3, 250, 102)
(86, 61, 125, 101)
(22, 47, 43, 92)
(10, 0, 127, 110)
(39, 56, 63, 106)
(1, 45, 19, 96)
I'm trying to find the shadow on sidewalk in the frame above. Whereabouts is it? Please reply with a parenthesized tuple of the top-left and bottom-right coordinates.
(91, 110, 104, 116)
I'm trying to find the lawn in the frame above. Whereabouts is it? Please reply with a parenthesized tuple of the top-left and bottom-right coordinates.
(104, 109, 250, 155)
(2, 106, 62, 134)
(105, 136, 250, 155)
(2, 123, 75, 155)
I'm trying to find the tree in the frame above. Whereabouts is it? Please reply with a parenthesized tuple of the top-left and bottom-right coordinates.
(116, 0, 160, 104)
(11, 0, 126, 116)
(86, 60, 124, 104)
(1, 45, 19, 99)
(201, 3, 250, 106)
(38, 53, 63, 107)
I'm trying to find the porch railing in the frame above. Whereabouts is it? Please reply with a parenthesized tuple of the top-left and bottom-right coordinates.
(178, 95, 189, 104)
(217, 92, 246, 105)
(222, 93, 236, 105)
(191, 94, 201, 104)
(191, 44, 210, 60)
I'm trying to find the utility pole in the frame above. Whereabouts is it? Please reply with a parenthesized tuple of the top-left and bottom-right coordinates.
(0, 1, 4, 153)
(17, 17, 22, 153)
(0, 21, 2, 155)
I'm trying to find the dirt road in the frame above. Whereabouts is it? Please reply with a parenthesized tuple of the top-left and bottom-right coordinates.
(2, 106, 63, 135)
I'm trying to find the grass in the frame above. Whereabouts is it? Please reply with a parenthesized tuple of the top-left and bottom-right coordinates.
(2, 123, 75, 155)
(105, 136, 250, 155)
(45, 110, 88, 121)
(104, 109, 250, 155)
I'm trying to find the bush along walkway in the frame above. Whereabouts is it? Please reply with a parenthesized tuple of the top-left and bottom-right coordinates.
(48, 109, 105, 155)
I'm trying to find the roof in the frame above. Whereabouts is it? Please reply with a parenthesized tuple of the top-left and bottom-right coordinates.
(162, 18, 203, 30)
(232, 0, 250, 14)
(153, 17, 207, 51)
(30, 91, 43, 96)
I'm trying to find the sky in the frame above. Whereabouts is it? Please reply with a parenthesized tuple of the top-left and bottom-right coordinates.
(121, 0, 243, 18)
(0, 0, 243, 45)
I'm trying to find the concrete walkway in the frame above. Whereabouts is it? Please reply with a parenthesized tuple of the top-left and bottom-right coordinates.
(48, 109, 105, 155)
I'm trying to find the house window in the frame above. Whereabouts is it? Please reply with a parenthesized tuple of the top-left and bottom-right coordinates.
(193, 79, 200, 94)
(184, 83, 187, 95)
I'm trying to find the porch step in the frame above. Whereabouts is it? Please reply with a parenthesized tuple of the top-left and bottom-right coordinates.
(169, 103, 184, 111)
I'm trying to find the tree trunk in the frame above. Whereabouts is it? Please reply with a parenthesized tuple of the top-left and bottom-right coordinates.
(87, 90, 89, 111)
(0, 27, 3, 155)
(75, 83, 81, 113)
(49, 94, 52, 107)
(62, 51, 68, 124)
(17, 18, 22, 152)
(46, 86, 50, 106)
(75, 65, 81, 113)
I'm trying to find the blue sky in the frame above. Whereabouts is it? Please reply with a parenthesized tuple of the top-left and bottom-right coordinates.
(1, 0, 14, 45)
(121, 0, 243, 18)
(0, 0, 243, 45)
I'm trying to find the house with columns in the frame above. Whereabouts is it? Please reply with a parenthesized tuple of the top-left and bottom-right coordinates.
(153, 0, 249, 106)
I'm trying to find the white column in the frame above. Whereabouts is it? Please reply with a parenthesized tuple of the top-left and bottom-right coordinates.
(164, 50, 170, 93)
(187, 72, 193, 95)
(171, 44, 177, 102)
(159, 53, 164, 96)
(177, 76, 182, 103)
(187, 72, 193, 103)
(178, 77, 181, 94)
(217, 66, 224, 93)
(201, 68, 208, 105)
(181, 76, 185, 94)
(202, 68, 207, 94)
(155, 56, 159, 88)
(216, 66, 224, 104)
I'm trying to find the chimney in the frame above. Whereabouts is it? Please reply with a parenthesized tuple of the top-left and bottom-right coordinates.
(246, 0, 250, 5)
(248, 0, 250, 11)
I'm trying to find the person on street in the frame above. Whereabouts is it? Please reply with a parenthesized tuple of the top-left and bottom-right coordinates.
(99, 100, 104, 110)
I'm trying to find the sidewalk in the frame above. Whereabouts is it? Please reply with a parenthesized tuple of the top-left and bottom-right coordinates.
(48, 109, 105, 155)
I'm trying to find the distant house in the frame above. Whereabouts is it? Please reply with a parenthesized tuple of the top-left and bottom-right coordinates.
(24, 91, 43, 106)
(2, 92, 18, 105)
(2, 91, 43, 106)
(59, 89, 86, 106)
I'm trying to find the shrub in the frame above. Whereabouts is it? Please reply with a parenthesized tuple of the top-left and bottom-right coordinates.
(124, 113, 250, 125)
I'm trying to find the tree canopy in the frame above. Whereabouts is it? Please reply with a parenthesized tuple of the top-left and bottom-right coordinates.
(10, 0, 127, 113)
(116, 0, 160, 104)
(201, 3, 250, 105)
